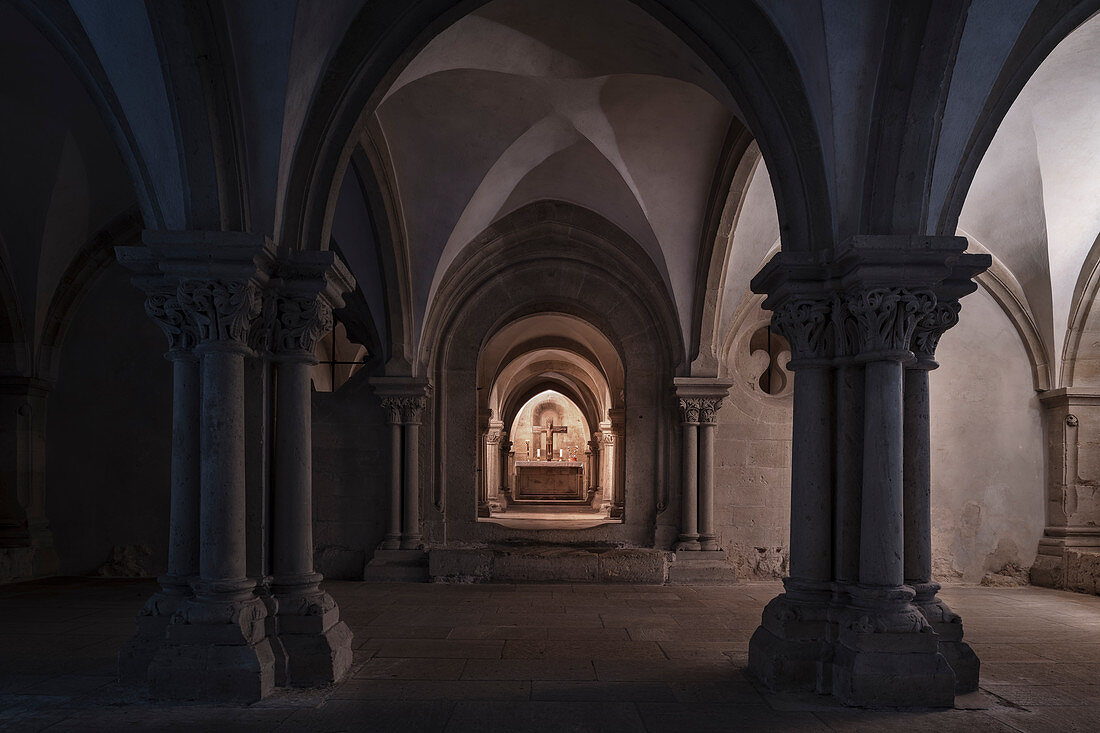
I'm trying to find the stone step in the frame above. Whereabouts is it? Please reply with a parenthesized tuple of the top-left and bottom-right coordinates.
(429, 547, 672, 584)
(667, 551, 738, 585)
(363, 549, 430, 582)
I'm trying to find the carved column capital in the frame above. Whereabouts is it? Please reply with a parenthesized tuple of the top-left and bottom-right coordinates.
(143, 284, 197, 356)
(400, 395, 427, 425)
(839, 287, 937, 360)
(177, 278, 262, 351)
(698, 397, 724, 425)
(485, 427, 503, 446)
(380, 397, 403, 425)
(910, 301, 961, 367)
(770, 296, 833, 367)
(273, 293, 334, 361)
(678, 398, 701, 425)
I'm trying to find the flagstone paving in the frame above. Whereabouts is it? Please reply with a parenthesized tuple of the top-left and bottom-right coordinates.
(0, 578, 1098, 731)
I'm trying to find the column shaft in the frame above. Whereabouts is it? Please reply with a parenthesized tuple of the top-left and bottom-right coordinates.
(679, 421, 699, 547)
(699, 421, 716, 551)
(401, 421, 422, 548)
(167, 354, 201, 580)
(833, 363, 864, 583)
(384, 418, 402, 549)
(858, 359, 905, 587)
(790, 365, 833, 585)
(272, 360, 314, 581)
(198, 348, 250, 590)
(903, 366, 932, 585)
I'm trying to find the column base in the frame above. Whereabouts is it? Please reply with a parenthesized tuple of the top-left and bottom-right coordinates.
(699, 534, 718, 552)
(400, 535, 423, 551)
(118, 580, 191, 685)
(674, 533, 700, 551)
(380, 534, 402, 551)
(272, 585, 353, 686)
(830, 585, 955, 708)
(148, 593, 275, 703)
(748, 580, 832, 691)
(913, 583, 979, 693)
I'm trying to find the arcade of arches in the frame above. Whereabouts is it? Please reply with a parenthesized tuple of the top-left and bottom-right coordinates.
(1, 0, 1100, 721)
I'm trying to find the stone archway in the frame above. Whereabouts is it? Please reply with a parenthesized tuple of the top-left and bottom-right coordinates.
(420, 202, 681, 572)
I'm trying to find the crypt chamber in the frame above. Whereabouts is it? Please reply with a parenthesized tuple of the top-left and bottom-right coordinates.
(0, 0, 1098, 716)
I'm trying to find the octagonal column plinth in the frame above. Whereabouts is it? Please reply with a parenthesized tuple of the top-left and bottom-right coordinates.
(748, 296, 835, 692)
(905, 303, 978, 693)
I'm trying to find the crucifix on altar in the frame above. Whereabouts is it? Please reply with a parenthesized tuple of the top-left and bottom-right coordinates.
(532, 419, 568, 460)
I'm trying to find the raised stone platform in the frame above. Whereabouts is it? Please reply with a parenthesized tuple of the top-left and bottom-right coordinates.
(429, 546, 672, 583)
(363, 549, 430, 582)
(667, 550, 738, 584)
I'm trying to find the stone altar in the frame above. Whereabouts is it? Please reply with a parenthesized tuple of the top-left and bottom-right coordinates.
(514, 461, 584, 500)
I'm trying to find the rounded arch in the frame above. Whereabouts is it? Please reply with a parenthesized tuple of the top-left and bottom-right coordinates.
(425, 201, 680, 545)
(277, 0, 832, 263)
(422, 201, 682, 375)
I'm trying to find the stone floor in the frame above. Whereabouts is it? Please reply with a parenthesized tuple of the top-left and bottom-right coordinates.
(1, 579, 1098, 732)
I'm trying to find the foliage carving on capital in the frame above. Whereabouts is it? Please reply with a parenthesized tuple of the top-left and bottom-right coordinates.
(770, 296, 833, 362)
(842, 287, 936, 356)
(486, 427, 503, 445)
(144, 287, 196, 352)
(601, 431, 616, 446)
(177, 278, 261, 346)
(380, 397, 403, 425)
(248, 290, 278, 354)
(678, 398, 701, 424)
(400, 395, 428, 425)
(699, 397, 723, 424)
(275, 294, 333, 356)
(911, 301, 960, 362)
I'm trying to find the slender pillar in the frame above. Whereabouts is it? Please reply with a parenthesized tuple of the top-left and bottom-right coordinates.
(270, 286, 353, 687)
(748, 294, 835, 692)
(597, 424, 615, 514)
(698, 402, 719, 551)
(609, 410, 626, 518)
(381, 399, 403, 549)
(119, 287, 200, 684)
(676, 400, 700, 550)
(905, 302, 978, 693)
(147, 275, 276, 704)
(401, 397, 426, 549)
(831, 287, 954, 708)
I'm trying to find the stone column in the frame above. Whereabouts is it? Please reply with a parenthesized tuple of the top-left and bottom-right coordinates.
(401, 396, 426, 549)
(905, 301, 978, 693)
(483, 420, 503, 515)
(499, 437, 511, 509)
(118, 285, 200, 684)
(697, 398, 723, 551)
(597, 422, 615, 513)
(380, 399, 403, 549)
(608, 409, 626, 518)
(831, 286, 954, 708)
(675, 399, 700, 550)
(148, 274, 276, 703)
(270, 273, 354, 687)
(748, 294, 835, 692)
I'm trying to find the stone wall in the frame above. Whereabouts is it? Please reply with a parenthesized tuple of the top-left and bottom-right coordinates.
(929, 287, 1045, 583)
(46, 263, 172, 577)
(311, 374, 389, 579)
(710, 287, 1045, 584)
